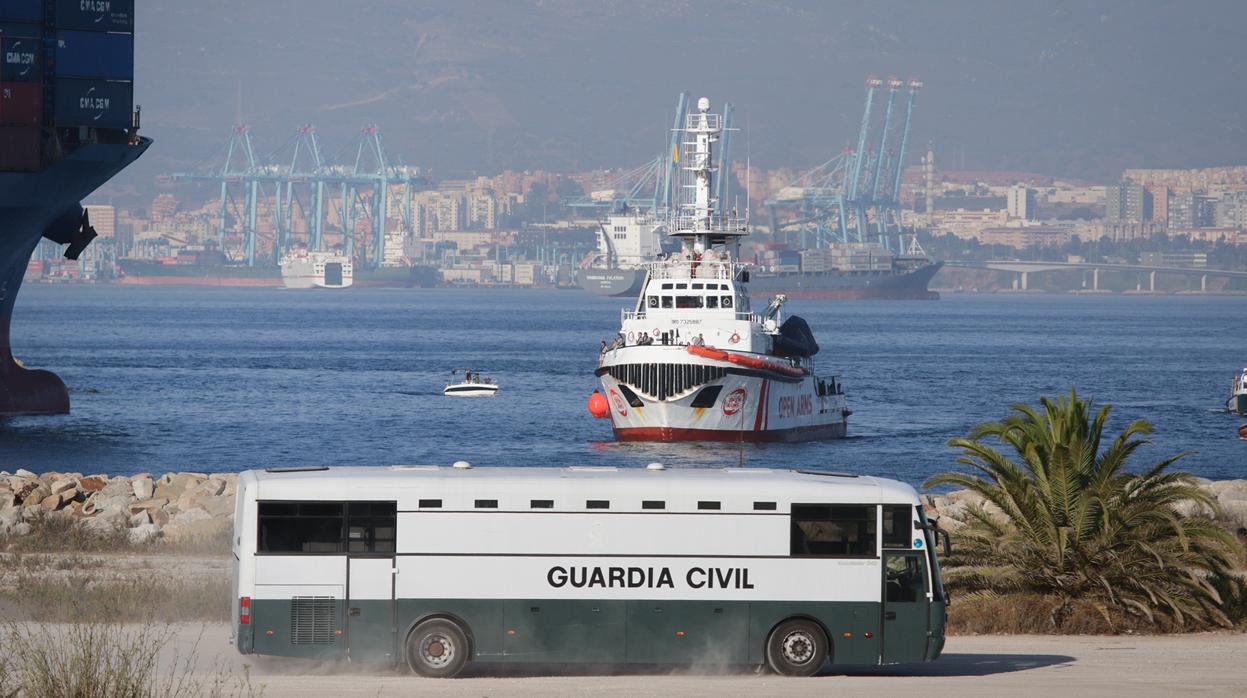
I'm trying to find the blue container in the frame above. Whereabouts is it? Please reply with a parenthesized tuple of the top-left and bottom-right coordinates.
(1, 37, 40, 81)
(54, 0, 134, 33)
(0, 1, 41, 23)
(53, 78, 132, 128)
(0, 21, 41, 39)
(55, 30, 132, 80)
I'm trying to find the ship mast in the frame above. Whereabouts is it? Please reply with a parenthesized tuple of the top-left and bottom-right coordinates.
(673, 97, 745, 260)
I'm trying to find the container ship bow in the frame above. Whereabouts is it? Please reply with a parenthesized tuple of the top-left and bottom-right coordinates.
(1, 1, 147, 415)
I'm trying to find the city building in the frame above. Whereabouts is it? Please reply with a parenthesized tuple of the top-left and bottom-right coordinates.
(1141, 251, 1207, 269)
(1168, 190, 1209, 229)
(978, 226, 1070, 249)
(1006, 185, 1036, 220)
(1105, 178, 1151, 224)
(1213, 191, 1247, 230)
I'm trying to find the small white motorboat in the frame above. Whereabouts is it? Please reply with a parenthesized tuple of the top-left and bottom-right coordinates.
(444, 369, 499, 397)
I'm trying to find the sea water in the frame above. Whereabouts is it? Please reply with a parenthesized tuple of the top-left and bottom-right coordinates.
(2, 285, 1244, 486)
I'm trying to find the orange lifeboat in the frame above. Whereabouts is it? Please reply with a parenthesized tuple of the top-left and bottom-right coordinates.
(686, 345, 805, 378)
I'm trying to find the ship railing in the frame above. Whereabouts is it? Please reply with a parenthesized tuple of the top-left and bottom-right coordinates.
(670, 213, 749, 234)
(643, 260, 743, 281)
(621, 309, 759, 323)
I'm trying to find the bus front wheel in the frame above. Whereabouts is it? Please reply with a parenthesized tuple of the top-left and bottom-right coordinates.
(406, 619, 469, 678)
(765, 619, 828, 677)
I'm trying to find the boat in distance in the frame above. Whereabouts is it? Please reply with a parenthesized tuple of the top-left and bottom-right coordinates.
(1228, 368, 1247, 415)
(592, 97, 849, 442)
(444, 369, 499, 397)
(280, 248, 352, 289)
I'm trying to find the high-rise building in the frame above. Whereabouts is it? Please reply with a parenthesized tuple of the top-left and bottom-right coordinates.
(1006, 185, 1035, 220)
(1168, 190, 1209, 229)
(467, 191, 498, 230)
(1146, 185, 1169, 227)
(1213, 191, 1247, 230)
(1105, 178, 1151, 224)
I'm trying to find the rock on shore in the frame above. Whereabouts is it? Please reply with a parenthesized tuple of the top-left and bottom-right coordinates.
(2, 469, 1246, 545)
(923, 477, 1247, 533)
(0, 470, 237, 544)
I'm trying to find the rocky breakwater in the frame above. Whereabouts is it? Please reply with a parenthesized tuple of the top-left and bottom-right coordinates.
(923, 478, 1247, 534)
(0, 469, 237, 545)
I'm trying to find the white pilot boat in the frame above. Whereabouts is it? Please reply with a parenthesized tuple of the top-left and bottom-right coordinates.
(444, 369, 499, 397)
(591, 97, 849, 442)
(1228, 368, 1247, 415)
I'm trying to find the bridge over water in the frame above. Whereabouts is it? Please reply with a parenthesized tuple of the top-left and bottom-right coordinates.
(943, 260, 1247, 292)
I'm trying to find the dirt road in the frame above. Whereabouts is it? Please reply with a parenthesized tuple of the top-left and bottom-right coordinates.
(149, 625, 1247, 697)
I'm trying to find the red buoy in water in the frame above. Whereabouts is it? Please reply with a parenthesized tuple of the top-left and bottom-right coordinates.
(1238, 424, 1247, 440)
(587, 390, 610, 418)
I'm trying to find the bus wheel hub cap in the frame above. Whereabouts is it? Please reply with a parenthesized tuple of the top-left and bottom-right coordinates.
(423, 636, 452, 665)
(782, 631, 814, 664)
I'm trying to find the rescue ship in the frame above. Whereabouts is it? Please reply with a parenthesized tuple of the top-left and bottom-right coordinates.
(1, 0, 148, 415)
(590, 98, 849, 442)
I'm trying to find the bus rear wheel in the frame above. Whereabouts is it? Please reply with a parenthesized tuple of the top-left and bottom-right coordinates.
(407, 619, 469, 678)
(765, 619, 828, 677)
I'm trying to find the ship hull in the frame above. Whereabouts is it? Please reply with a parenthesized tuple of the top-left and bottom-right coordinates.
(1228, 393, 1247, 416)
(1, 139, 152, 415)
(597, 347, 848, 443)
(576, 268, 645, 297)
(748, 261, 942, 300)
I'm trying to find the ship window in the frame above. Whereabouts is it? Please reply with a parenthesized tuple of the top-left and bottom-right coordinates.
(661, 296, 673, 308)
(661, 283, 673, 290)
(698, 500, 722, 511)
(706, 296, 719, 309)
(642, 500, 665, 510)
(692, 283, 704, 289)
(648, 296, 659, 308)
(676, 283, 687, 289)
(721, 296, 733, 308)
(474, 499, 498, 509)
(530, 499, 554, 509)
(586, 500, 610, 509)
(676, 296, 703, 309)
(690, 385, 722, 408)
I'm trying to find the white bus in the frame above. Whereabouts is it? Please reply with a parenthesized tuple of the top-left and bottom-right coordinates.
(231, 464, 949, 677)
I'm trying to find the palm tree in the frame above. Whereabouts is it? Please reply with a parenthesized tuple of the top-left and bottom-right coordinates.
(926, 388, 1243, 629)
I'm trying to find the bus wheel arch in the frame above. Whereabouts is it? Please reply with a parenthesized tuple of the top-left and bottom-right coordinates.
(764, 616, 831, 677)
(404, 614, 473, 678)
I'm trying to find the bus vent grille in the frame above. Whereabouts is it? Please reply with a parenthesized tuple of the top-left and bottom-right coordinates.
(290, 596, 336, 645)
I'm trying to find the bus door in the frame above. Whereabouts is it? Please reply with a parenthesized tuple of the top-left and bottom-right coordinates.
(345, 502, 398, 663)
(881, 551, 930, 664)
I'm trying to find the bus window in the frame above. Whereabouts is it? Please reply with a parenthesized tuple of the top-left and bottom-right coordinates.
(885, 555, 927, 602)
(662, 296, 673, 308)
(530, 499, 554, 509)
(648, 296, 659, 308)
(697, 501, 721, 510)
(753, 501, 777, 511)
(790, 504, 877, 557)
(347, 501, 396, 553)
(642, 500, 665, 510)
(587, 500, 610, 509)
(882, 505, 912, 548)
(676, 295, 704, 309)
(258, 501, 344, 553)
(706, 296, 719, 309)
(721, 296, 733, 308)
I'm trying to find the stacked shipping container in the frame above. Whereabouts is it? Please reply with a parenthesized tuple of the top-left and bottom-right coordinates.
(756, 243, 895, 274)
(0, 0, 135, 171)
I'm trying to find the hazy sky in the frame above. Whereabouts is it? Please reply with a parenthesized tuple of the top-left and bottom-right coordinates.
(129, 0, 1247, 187)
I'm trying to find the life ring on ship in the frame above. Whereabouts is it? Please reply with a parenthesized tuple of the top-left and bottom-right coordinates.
(1239, 424, 1247, 440)
(627, 331, 635, 344)
(653, 327, 661, 338)
(729, 332, 741, 344)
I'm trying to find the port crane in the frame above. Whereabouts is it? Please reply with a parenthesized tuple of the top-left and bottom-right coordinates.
(767, 76, 921, 252)
(171, 125, 425, 268)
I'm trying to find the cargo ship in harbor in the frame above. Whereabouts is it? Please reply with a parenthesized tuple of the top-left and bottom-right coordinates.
(1, 0, 148, 415)
(591, 97, 849, 442)
(576, 212, 941, 300)
(115, 255, 438, 288)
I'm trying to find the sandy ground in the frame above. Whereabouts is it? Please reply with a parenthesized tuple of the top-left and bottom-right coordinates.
(124, 624, 1247, 697)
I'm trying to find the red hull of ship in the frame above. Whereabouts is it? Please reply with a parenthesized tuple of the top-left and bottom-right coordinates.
(613, 422, 847, 443)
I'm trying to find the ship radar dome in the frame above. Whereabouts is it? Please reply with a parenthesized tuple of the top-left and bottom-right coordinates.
(697, 97, 710, 112)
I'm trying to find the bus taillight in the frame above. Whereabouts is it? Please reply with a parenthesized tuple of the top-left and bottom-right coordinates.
(240, 597, 251, 625)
